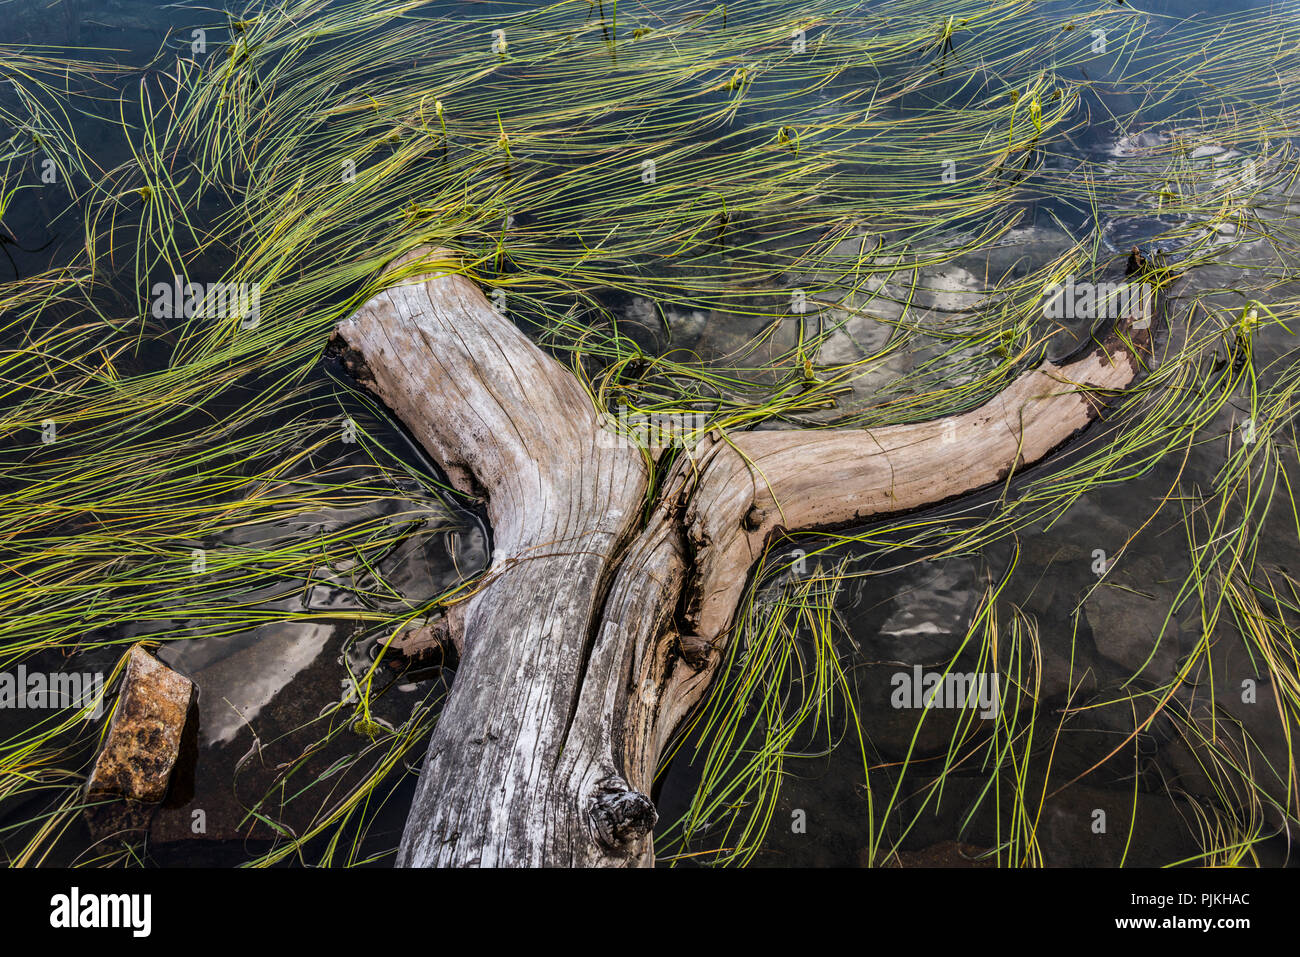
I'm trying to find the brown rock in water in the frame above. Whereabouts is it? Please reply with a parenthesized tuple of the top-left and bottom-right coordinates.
(84, 645, 195, 838)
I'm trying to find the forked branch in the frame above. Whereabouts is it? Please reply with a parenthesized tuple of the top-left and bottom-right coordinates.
(331, 245, 1159, 866)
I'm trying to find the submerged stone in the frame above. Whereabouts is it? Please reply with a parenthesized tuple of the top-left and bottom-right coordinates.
(876, 840, 997, 868)
(1082, 558, 1180, 679)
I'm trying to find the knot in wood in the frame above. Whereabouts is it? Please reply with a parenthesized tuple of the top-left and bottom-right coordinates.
(589, 778, 658, 850)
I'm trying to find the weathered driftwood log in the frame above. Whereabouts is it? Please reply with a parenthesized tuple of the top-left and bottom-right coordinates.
(331, 246, 1159, 867)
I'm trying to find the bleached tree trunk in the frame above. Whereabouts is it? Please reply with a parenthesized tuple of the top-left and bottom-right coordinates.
(331, 246, 1158, 867)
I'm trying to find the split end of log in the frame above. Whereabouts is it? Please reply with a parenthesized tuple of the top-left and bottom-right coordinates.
(589, 778, 658, 851)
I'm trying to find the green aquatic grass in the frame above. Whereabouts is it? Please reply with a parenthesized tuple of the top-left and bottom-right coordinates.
(656, 556, 870, 866)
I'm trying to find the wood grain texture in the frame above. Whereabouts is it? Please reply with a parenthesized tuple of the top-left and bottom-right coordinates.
(336, 249, 649, 866)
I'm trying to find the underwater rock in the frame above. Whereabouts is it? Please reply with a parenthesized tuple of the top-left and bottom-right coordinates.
(859, 558, 980, 663)
(1082, 125, 1262, 255)
(148, 620, 438, 849)
(908, 264, 986, 314)
(839, 559, 1004, 760)
(1083, 559, 1180, 679)
(877, 840, 997, 867)
(84, 645, 195, 837)
(812, 284, 901, 367)
(1159, 630, 1295, 827)
(1035, 784, 1201, 867)
(160, 622, 334, 749)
